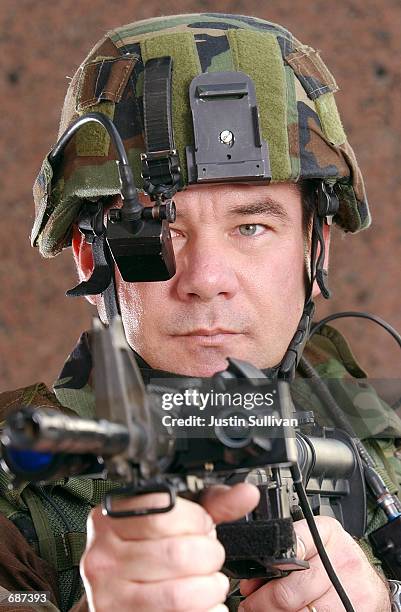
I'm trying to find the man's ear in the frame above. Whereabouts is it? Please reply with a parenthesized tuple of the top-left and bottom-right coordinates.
(71, 225, 96, 305)
(312, 221, 331, 299)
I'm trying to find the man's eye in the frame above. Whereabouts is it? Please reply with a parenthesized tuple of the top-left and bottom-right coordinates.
(237, 224, 266, 237)
(170, 228, 184, 238)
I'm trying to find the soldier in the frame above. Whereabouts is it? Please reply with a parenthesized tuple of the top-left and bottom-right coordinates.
(1, 12, 401, 612)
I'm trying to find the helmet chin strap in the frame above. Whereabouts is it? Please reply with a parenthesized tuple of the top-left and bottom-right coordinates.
(99, 257, 121, 323)
(277, 181, 339, 381)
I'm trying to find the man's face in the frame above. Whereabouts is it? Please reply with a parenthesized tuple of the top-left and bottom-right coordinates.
(114, 182, 307, 376)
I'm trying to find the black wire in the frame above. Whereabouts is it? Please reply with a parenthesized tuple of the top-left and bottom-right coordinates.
(310, 311, 401, 349)
(299, 355, 401, 513)
(50, 112, 143, 218)
(299, 356, 377, 468)
(290, 465, 356, 612)
(50, 112, 142, 322)
(310, 311, 401, 410)
(49, 112, 129, 166)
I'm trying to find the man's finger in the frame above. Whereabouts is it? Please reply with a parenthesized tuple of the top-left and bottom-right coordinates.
(292, 516, 342, 561)
(239, 554, 332, 611)
(125, 572, 230, 611)
(239, 578, 267, 597)
(200, 483, 260, 524)
(89, 495, 215, 541)
(111, 534, 226, 582)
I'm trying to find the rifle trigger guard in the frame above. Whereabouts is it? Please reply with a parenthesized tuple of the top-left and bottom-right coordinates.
(103, 481, 176, 517)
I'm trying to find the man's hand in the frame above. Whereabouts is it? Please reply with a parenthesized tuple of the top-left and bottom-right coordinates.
(80, 482, 260, 611)
(239, 515, 391, 612)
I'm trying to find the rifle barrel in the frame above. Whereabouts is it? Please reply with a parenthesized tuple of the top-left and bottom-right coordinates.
(2, 406, 132, 457)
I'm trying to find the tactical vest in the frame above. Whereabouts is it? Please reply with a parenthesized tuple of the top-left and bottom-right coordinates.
(1, 325, 401, 611)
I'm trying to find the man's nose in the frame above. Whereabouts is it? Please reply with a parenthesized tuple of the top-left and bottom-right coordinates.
(174, 236, 240, 302)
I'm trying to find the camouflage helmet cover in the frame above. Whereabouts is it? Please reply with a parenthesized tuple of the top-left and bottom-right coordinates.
(32, 13, 371, 258)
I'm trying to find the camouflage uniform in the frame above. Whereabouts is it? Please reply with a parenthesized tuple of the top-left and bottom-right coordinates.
(1, 11, 398, 612)
(1, 325, 401, 610)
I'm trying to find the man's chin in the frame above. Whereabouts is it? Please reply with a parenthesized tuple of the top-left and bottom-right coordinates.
(162, 344, 251, 377)
(181, 359, 230, 377)
(159, 351, 230, 377)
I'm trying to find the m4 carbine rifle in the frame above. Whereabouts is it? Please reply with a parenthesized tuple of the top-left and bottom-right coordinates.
(1, 318, 400, 611)
(0, 318, 365, 575)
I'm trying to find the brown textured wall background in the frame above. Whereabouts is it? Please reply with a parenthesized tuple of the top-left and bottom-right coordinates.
(0, 0, 400, 391)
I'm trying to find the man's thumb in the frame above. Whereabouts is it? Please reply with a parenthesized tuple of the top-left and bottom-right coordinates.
(200, 483, 260, 524)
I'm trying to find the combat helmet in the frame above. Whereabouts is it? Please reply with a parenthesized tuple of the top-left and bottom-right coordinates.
(31, 13, 371, 377)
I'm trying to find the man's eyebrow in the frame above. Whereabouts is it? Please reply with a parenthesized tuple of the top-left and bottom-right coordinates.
(226, 198, 290, 222)
(174, 197, 290, 222)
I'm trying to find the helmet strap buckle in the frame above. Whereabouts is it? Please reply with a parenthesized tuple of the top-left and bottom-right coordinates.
(310, 182, 340, 300)
(141, 57, 183, 200)
(318, 181, 339, 225)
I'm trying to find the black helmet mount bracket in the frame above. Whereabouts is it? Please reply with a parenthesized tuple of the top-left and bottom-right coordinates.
(186, 71, 271, 184)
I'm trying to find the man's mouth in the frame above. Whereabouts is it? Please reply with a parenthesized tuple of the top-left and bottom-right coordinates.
(183, 328, 238, 336)
(175, 329, 243, 345)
